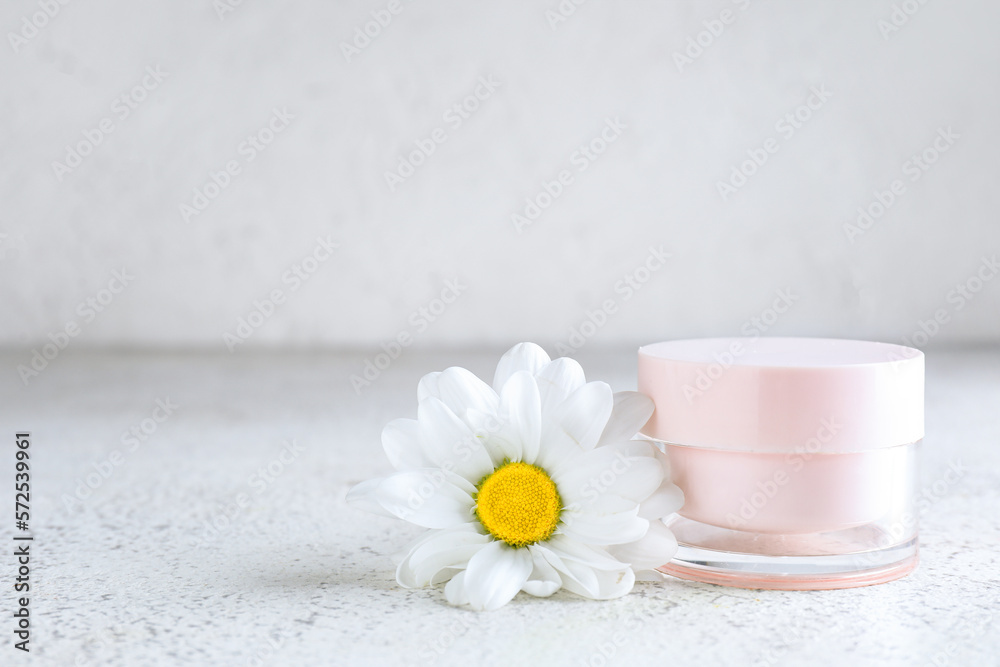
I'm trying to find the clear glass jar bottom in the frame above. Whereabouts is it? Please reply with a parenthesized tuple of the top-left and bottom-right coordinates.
(654, 440, 920, 590)
(658, 514, 918, 590)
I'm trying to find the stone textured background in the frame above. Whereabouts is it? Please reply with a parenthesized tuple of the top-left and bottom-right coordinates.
(1, 0, 998, 351)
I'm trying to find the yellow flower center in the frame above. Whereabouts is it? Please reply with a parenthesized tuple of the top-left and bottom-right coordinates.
(474, 461, 561, 548)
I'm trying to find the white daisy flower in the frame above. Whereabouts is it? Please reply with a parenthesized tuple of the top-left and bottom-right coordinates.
(347, 342, 684, 611)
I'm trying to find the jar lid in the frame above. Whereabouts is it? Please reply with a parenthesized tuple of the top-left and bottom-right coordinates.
(637, 337, 924, 453)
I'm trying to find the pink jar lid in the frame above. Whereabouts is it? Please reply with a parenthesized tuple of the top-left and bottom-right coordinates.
(638, 337, 924, 453)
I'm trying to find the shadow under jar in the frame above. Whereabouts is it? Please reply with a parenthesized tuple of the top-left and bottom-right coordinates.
(638, 337, 923, 590)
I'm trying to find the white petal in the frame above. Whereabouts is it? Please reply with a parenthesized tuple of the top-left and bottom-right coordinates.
(417, 397, 495, 482)
(596, 392, 655, 448)
(638, 478, 685, 520)
(373, 469, 475, 529)
(493, 342, 550, 392)
(345, 478, 396, 518)
(560, 495, 649, 545)
(562, 566, 634, 600)
(521, 579, 560, 597)
(606, 519, 678, 571)
(554, 441, 663, 508)
(444, 570, 470, 607)
(654, 443, 673, 476)
(534, 356, 586, 414)
(555, 382, 614, 450)
(535, 539, 635, 600)
(430, 567, 464, 586)
(417, 371, 442, 403)
(396, 525, 491, 588)
(537, 544, 598, 594)
(521, 546, 562, 597)
(382, 418, 431, 470)
(541, 533, 629, 570)
(535, 381, 613, 470)
(498, 370, 542, 464)
(463, 408, 518, 465)
(425, 366, 500, 421)
(462, 541, 533, 611)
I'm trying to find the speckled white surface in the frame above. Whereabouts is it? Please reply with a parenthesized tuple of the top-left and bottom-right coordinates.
(2, 346, 998, 666)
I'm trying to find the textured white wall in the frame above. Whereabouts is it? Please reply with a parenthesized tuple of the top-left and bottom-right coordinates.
(1, 0, 998, 352)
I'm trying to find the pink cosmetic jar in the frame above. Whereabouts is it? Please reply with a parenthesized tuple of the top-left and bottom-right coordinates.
(638, 337, 924, 590)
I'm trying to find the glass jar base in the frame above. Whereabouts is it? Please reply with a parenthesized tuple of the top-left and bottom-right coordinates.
(657, 515, 919, 590)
